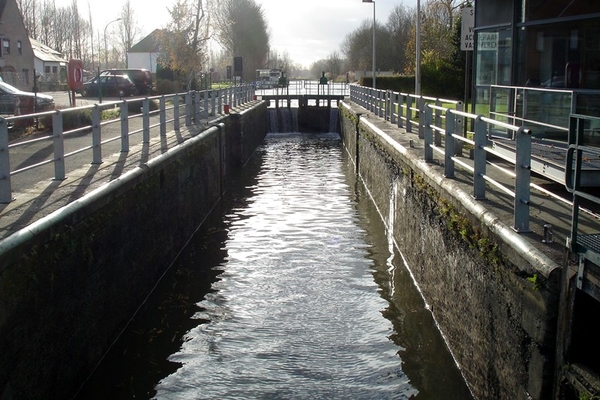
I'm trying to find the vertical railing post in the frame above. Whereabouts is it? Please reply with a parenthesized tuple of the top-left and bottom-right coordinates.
(390, 92, 397, 125)
(406, 96, 413, 133)
(143, 98, 150, 143)
(444, 112, 455, 178)
(418, 97, 425, 139)
(92, 105, 102, 164)
(455, 102, 464, 154)
(473, 116, 487, 199)
(120, 101, 129, 152)
(204, 90, 210, 120)
(397, 94, 404, 129)
(52, 111, 65, 181)
(423, 106, 433, 162)
(434, 99, 442, 146)
(194, 91, 201, 123)
(185, 91, 192, 126)
(160, 96, 167, 138)
(217, 89, 223, 114)
(174, 94, 181, 131)
(0, 118, 12, 203)
(513, 127, 532, 232)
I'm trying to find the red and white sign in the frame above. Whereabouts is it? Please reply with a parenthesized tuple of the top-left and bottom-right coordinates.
(68, 59, 84, 91)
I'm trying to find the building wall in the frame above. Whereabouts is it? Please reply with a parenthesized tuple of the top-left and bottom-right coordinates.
(0, 0, 35, 90)
(127, 52, 159, 73)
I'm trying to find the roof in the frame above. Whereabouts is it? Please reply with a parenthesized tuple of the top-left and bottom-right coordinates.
(30, 37, 68, 63)
(129, 29, 164, 53)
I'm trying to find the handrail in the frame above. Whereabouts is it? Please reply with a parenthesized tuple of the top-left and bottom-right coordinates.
(350, 83, 532, 233)
(566, 114, 600, 265)
(0, 85, 255, 203)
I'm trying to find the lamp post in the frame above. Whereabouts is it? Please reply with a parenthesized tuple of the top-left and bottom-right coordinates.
(104, 17, 122, 70)
(362, 0, 376, 88)
(415, 0, 421, 95)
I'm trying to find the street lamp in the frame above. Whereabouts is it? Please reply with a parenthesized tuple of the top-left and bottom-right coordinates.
(362, 0, 376, 89)
(104, 17, 122, 70)
(415, 0, 421, 95)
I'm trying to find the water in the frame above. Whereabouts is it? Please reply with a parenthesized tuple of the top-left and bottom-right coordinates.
(75, 132, 473, 400)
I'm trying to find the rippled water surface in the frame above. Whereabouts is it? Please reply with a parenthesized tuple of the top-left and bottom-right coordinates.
(76, 132, 473, 399)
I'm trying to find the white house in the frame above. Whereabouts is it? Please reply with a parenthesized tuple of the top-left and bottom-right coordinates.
(127, 29, 162, 73)
(30, 37, 67, 88)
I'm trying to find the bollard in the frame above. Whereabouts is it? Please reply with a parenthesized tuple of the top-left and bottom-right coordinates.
(542, 224, 553, 243)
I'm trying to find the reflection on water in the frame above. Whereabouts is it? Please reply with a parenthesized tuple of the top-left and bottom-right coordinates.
(75, 132, 472, 400)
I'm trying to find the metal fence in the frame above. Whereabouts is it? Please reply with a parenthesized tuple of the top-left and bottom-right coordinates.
(350, 83, 535, 233)
(255, 80, 349, 97)
(0, 85, 255, 204)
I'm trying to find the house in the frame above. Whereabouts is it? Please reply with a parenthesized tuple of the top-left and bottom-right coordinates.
(30, 37, 68, 90)
(127, 29, 163, 74)
(0, 0, 36, 90)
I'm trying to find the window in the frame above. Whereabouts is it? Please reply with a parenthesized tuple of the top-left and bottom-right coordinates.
(3, 39, 10, 55)
(17, 40, 21, 55)
(44, 66, 50, 73)
(52, 66, 57, 73)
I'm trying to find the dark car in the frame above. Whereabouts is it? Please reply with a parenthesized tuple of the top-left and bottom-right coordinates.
(79, 75, 138, 98)
(100, 68, 153, 95)
(0, 81, 55, 116)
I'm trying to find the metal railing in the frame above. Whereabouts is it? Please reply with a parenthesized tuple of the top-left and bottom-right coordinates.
(0, 85, 255, 204)
(349, 84, 464, 136)
(566, 114, 600, 267)
(350, 83, 534, 233)
(255, 80, 349, 97)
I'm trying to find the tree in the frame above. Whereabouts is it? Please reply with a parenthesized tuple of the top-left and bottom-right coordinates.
(387, 4, 414, 74)
(118, 0, 142, 67)
(341, 20, 372, 72)
(158, 0, 211, 89)
(214, 0, 270, 82)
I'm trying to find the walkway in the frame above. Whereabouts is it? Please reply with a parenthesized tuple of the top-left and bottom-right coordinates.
(0, 102, 257, 242)
(345, 100, 599, 268)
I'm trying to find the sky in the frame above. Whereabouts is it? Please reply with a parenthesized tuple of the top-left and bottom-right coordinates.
(56, 0, 415, 69)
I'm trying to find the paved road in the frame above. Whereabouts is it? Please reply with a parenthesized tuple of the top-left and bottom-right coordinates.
(45, 90, 134, 108)
(8, 95, 181, 194)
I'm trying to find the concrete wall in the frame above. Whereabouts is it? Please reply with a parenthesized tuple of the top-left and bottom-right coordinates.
(0, 103, 267, 399)
(339, 102, 563, 400)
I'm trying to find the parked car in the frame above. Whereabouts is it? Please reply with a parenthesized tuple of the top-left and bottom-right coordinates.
(0, 81, 55, 116)
(100, 68, 153, 95)
(78, 75, 138, 98)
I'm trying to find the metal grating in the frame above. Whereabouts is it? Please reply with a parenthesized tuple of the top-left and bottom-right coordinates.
(578, 234, 600, 255)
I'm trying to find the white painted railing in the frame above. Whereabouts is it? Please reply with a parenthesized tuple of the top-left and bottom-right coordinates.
(0, 85, 255, 203)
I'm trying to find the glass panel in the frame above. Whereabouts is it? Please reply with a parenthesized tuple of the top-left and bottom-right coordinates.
(475, 29, 512, 85)
(524, 0, 599, 22)
(516, 19, 600, 89)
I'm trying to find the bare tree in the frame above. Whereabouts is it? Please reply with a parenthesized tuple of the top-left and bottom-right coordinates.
(17, 0, 39, 38)
(158, 0, 211, 89)
(387, 4, 414, 74)
(118, 0, 141, 67)
(214, 0, 270, 82)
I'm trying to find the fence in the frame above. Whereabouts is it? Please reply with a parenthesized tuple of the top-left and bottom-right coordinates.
(566, 114, 600, 267)
(0, 85, 255, 204)
(350, 83, 535, 233)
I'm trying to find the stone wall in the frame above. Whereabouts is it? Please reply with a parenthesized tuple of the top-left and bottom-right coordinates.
(0, 103, 267, 399)
(339, 102, 563, 400)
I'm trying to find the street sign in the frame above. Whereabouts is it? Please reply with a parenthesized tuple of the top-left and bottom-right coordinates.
(461, 7, 474, 51)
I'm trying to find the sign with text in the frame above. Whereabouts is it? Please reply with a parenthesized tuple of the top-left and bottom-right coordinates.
(461, 7, 474, 51)
(478, 32, 499, 51)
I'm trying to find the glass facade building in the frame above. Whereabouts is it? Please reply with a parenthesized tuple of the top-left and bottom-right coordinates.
(474, 0, 600, 140)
